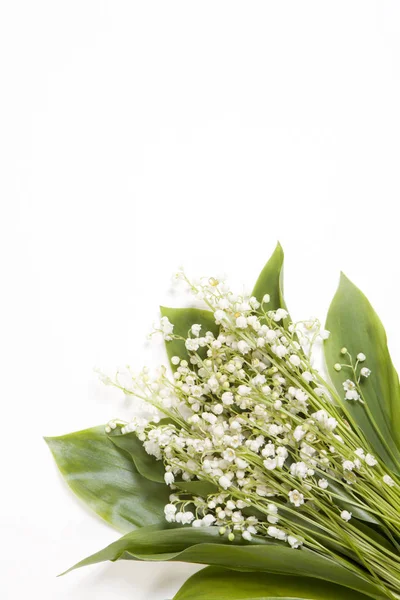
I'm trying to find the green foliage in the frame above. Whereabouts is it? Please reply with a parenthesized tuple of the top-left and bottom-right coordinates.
(325, 273, 400, 474)
(47, 247, 400, 600)
(108, 429, 217, 494)
(160, 306, 219, 370)
(63, 526, 383, 599)
(107, 429, 165, 483)
(45, 426, 170, 532)
(252, 242, 287, 312)
(173, 566, 374, 600)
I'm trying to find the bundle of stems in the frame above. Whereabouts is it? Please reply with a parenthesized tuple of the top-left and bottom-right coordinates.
(106, 272, 400, 599)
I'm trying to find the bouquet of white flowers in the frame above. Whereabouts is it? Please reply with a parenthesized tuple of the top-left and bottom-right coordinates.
(46, 244, 400, 600)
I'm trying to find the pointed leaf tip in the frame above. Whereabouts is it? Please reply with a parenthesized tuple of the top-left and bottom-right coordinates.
(66, 527, 385, 598)
(252, 243, 288, 313)
(339, 271, 354, 286)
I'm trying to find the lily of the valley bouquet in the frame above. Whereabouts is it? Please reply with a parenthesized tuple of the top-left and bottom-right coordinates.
(47, 244, 400, 600)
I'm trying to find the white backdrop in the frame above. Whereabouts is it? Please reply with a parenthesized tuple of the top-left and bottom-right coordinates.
(2, 1, 400, 598)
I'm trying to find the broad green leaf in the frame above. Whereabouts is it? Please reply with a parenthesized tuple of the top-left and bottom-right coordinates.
(173, 566, 372, 600)
(107, 429, 166, 483)
(65, 526, 383, 599)
(252, 242, 288, 312)
(45, 426, 170, 533)
(325, 273, 400, 473)
(160, 306, 219, 370)
(65, 525, 259, 573)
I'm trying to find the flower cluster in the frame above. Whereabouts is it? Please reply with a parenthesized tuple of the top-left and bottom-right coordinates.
(104, 273, 399, 589)
(333, 348, 372, 404)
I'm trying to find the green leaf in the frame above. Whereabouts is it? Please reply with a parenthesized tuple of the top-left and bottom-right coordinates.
(174, 480, 219, 496)
(65, 525, 255, 572)
(252, 242, 288, 312)
(107, 428, 217, 495)
(325, 273, 400, 473)
(64, 526, 383, 599)
(45, 426, 170, 533)
(326, 480, 380, 525)
(173, 566, 373, 600)
(160, 306, 219, 370)
(107, 429, 166, 483)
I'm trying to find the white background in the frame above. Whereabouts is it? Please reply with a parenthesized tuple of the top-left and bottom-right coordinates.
(1, 1, 400, 598)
